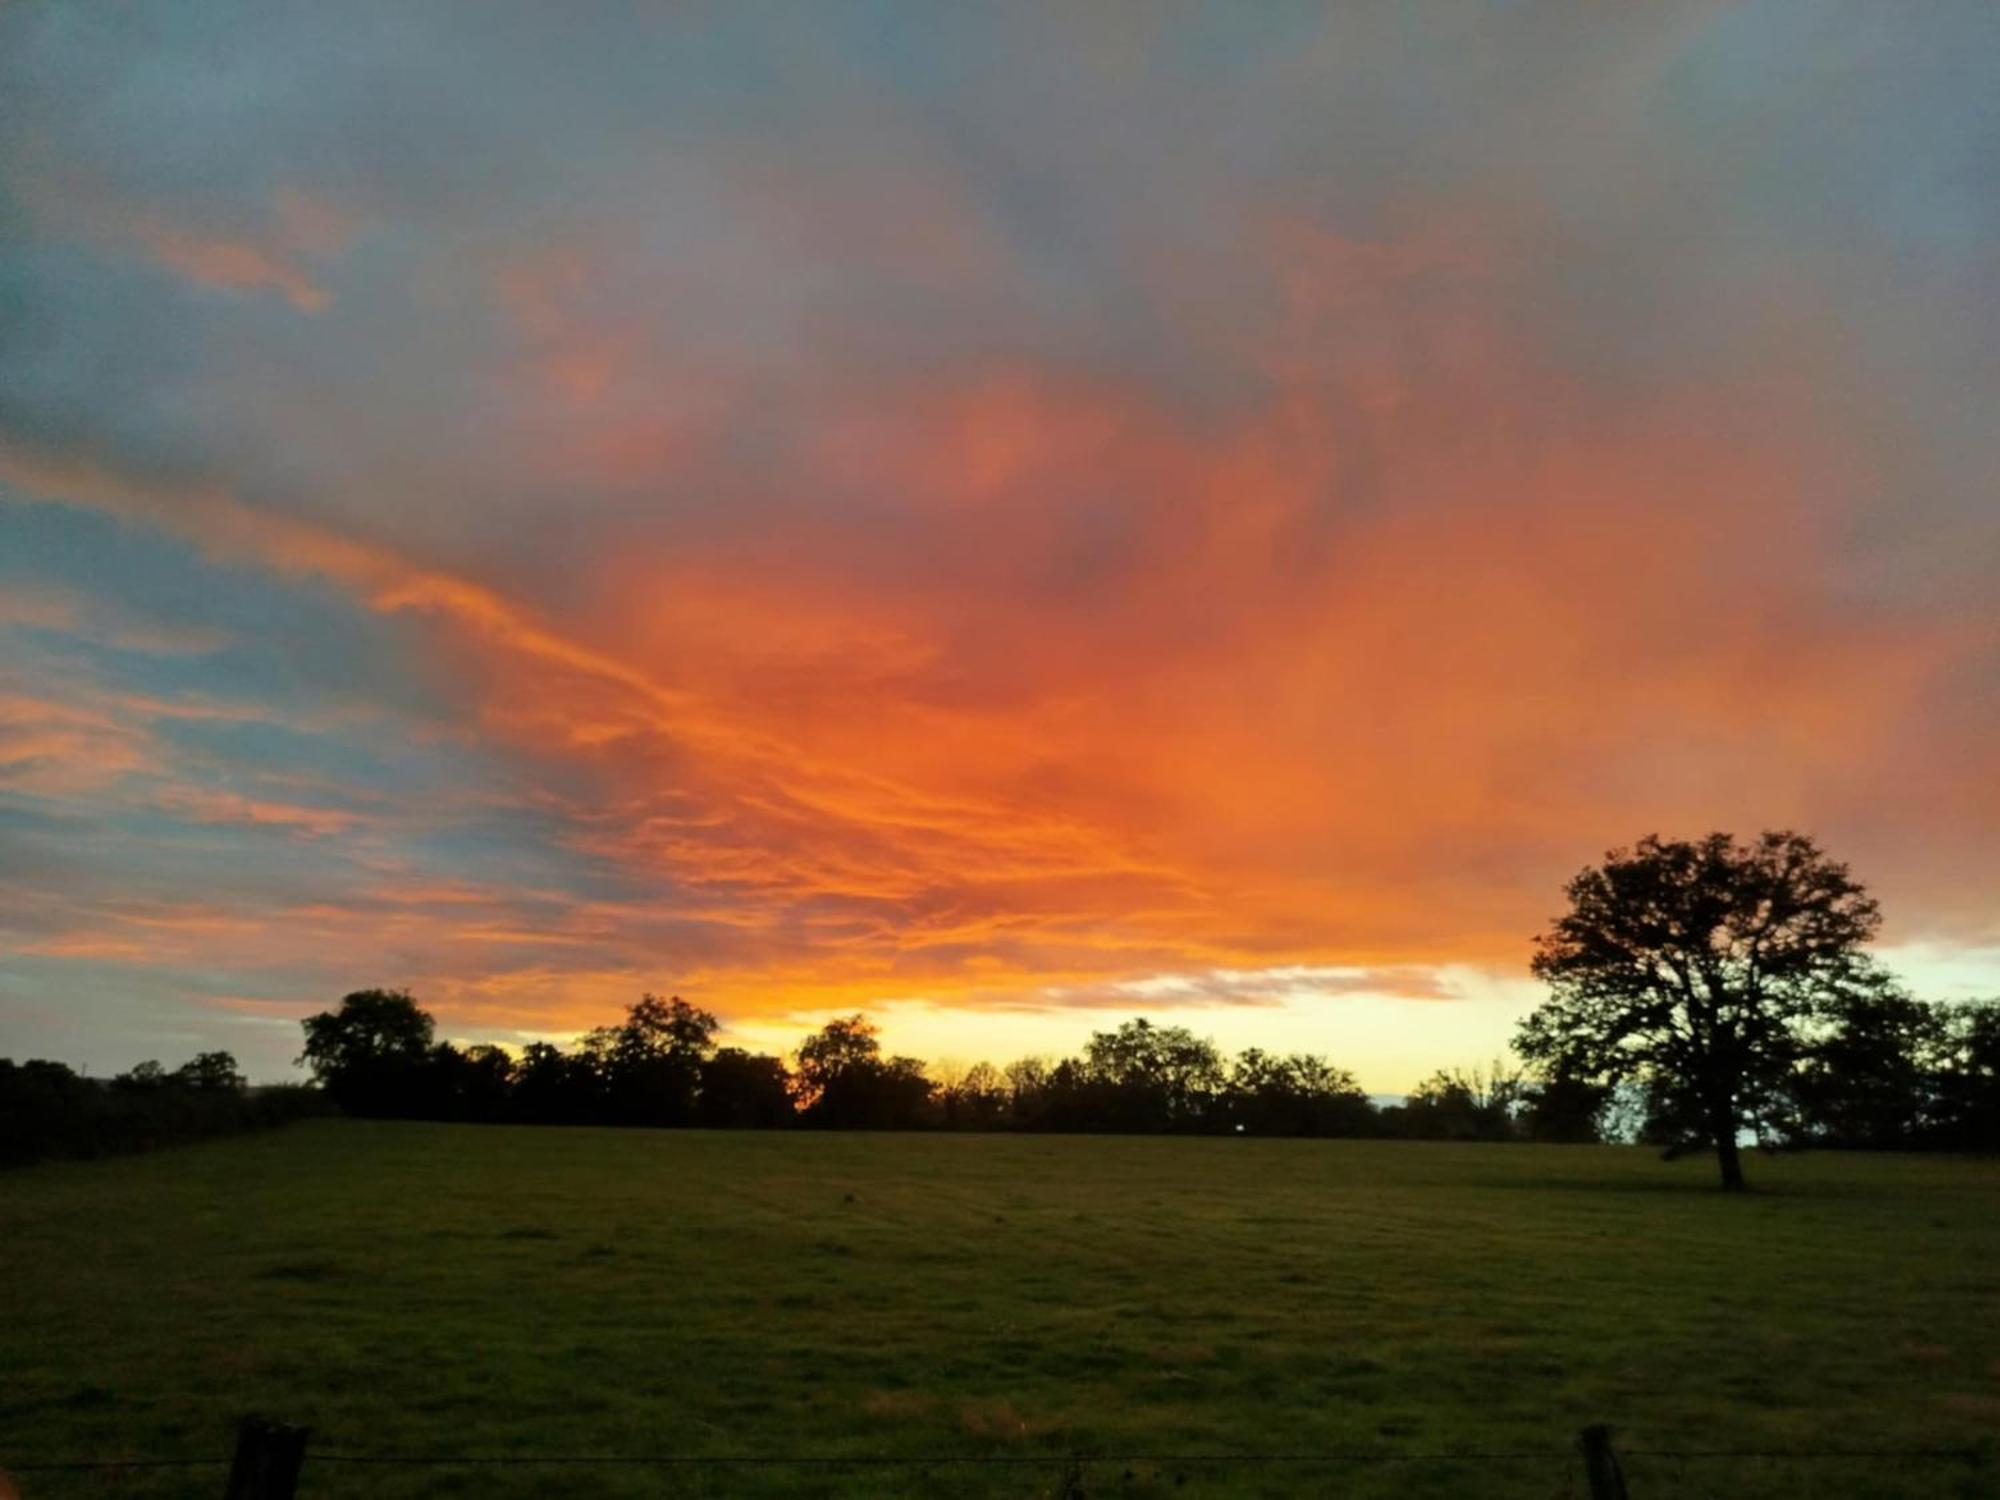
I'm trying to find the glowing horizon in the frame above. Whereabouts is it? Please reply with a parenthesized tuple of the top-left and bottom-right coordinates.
(3, 4, 1996, 1090)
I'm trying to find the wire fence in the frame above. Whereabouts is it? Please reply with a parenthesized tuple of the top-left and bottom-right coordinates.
(2, 1424, 1990, 1499)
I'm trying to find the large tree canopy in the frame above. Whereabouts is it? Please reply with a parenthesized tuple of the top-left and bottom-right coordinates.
(1516, 831, 1888, 1188)
(579, 994, 719, 1126)
(298, 989, 437, 1117)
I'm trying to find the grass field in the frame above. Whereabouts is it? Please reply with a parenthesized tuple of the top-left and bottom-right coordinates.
(2, 1121, 1995, 1498)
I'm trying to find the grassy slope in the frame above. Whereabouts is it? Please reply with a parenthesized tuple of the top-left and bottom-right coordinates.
(1, 1121, 1994, 1498)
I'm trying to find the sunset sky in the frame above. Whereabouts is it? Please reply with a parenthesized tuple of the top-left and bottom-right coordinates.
(2, 3, 1996, 1089)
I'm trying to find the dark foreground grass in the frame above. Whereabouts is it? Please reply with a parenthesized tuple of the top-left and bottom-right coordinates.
(2, 1122, 1995, 1498)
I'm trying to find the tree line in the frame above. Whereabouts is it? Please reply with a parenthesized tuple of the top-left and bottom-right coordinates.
(0, 1052, 324, 1166)
(9, 830, 1996, 1180)
(292, 980, 1998, 1159)
(293, 832, 1999, 1184)
(295, 987, 1585, 1139)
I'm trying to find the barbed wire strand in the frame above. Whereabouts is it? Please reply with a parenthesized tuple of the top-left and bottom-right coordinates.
(2, 1457, 229, 1474)
(0, 1450, 1497, 1475)
(2, 1444, 1981, 1474)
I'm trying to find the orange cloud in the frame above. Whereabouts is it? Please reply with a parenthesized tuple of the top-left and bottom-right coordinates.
(3, 202, 1991, 1047)
(0, 692, 152, 795)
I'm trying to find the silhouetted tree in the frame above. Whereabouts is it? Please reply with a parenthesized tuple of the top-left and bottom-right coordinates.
(851, 1055, 934, 1129)
(1789, 991, 1945, 1148)
(1933, 1000, 2000, 1152)
(173, 1051, 247, 1092)
(1, 1059, 98, 1162)
(512, 1041, 595, 1124)
(570, 1024, 621, 1117)
(1226, 1049, 1375, 1136)
(1081, 1018, 1225, 1132)
(1004, 1057, 1053, 1127)
(1400, 1063, 1522, 1141)
(602, 994, 718, 1125)
(113, 1059, 168, 1091)
(1038, 1056, 1100, 1131)
(1517, 831, 1888, 1188)
(1518, 1064, 1612, 1143)
(421, 1042, 515, 1123)
(939, 1060, 1008, 1129)
(794, 1015, 880, 1104)
(698, 1048, 795, 1128)
(809, 1055, 932, 1129)
(298, 989, 436, 1116)
(793, 1016, 931, 1128)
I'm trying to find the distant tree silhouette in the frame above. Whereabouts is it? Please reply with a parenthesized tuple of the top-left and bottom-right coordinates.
(1789, 991, 1946, 1148)
(794, 1015, 880, 1103)
(1517, 831, 1889, 1188)
(423, 1042, 515, 1123)
(1036, 1056, 1097, 1130)
(795, 1015, 931, 1128)
(298, 989, 436, 1116)
(0, 1059, 95, 1161)
(1517, 1064, 1612, 1143)
(848, 1055, 933, 1129)
(570, 1024, 620, 1115)
(599, 994, 718, 1125)
(698, 1048, 795, 1128)
(174, 1051, 247, 1092)
(1397, 1063, 1523, 1141)
(113, 1060, 169, 1091)
(1782, 995, 2000, 1152)
(1002, 1056, 1053, 1127)
(1934, 1000, 2000, 1151)
(1226, 1049, 1375, 1136)
(936, 1060, 1008, 1129)
(511, 1041, 590, 1123)
(1080, 1018, 1226, 1132)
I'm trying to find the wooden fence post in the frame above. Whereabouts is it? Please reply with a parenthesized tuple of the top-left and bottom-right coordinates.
(224, 1416, 309, 1500)
(1578, 1424, 1629, 1500)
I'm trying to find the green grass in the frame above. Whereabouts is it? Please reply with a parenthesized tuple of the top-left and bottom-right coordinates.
(2, 1122, 1995, 1498)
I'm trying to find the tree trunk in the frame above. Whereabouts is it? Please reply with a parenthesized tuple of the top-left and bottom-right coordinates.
(1712, 1110, 1746, 1191)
